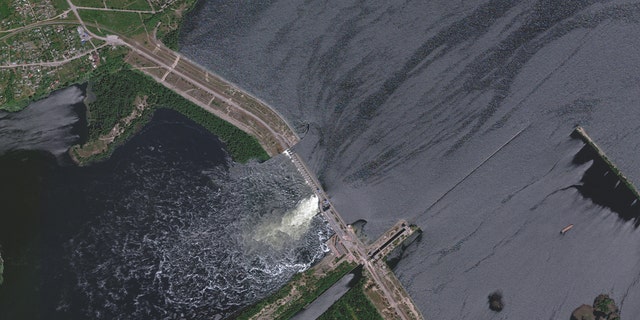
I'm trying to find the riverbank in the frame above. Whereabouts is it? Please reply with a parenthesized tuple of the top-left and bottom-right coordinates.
(68, 59, 268, 165)
(234, 254, 357, 320)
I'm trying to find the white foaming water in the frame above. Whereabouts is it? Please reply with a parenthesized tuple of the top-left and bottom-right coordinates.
(251, 194, 320, 247)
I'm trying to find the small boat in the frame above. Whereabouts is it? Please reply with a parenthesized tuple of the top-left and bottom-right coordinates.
(560, 224, 574, 234)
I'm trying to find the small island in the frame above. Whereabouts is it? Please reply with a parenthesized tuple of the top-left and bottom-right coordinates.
(570, 294, 620, 320)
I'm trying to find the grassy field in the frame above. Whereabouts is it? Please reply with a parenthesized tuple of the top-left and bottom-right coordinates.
(78, 9, 151, 36)
(73, 0, 105, 7)
(51, 0, 70, 10)
(75, 0, 152, 11)
(107, 0, 152, 10)
(0, 1, 12, 19)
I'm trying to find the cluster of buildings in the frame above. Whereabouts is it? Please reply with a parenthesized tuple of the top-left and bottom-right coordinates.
(0, 0, 58, 30)
(0, 23, 98, 106)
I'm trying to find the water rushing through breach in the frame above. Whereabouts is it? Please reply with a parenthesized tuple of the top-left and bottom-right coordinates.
(251, 194, 320, 247)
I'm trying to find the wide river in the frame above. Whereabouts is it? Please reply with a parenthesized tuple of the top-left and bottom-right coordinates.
(180, 0, 640, 318)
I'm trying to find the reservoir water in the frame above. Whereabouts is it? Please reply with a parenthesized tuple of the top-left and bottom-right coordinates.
(180, 0, 640, 318)
(0, 91, 330, 319)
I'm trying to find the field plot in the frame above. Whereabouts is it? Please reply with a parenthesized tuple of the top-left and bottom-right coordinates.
(107, 0, 153, 10)
(78, 10, 150, 36)
(73, 0, 104, 8)
(74, 0, 153, 11)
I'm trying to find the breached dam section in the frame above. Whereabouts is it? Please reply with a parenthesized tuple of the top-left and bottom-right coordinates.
(251, 194, 321, 247)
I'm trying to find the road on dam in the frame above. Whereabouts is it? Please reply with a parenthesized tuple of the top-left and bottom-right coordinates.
(65, 6, 421, 318)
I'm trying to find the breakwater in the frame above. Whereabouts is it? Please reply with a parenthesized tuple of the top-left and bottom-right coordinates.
(572, 126, 640, 226)
(572, 126, 640, 203)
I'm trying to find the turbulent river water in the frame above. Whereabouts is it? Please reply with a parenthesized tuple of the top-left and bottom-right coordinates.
(180, 0, 640, 318)
(0, 88, 330, 319)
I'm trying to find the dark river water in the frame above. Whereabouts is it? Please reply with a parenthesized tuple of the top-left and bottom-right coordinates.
(180, 0, 640, 318)
(0, 88, 330, 319)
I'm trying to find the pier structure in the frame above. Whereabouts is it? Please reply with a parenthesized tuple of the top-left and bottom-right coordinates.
(572, 126, 640, 202)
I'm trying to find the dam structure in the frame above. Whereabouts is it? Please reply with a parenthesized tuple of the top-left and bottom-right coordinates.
(72, 19, 424, 318)
(572, 126, 640, 203)
(571, 126, 640, 226)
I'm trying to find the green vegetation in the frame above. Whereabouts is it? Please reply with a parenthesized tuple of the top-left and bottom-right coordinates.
(570, 294, 620, 320)
(78, 10, 151, 36)
(235, 261, 358, 320)
(75, 0, 152, 10)
(51, 0, 70, 11)
(317, 275, 383, 320)
(152, 0, 198, 45)
(107, 0, 152, 10)
(74, 0, 104, 7)
(76, 54, 268, 164)
(0, 42, 116, 112)
(0, 1, 12, 19)
(161, 27, 180, 51)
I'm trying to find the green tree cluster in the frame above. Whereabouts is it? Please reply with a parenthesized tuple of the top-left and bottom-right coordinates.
(317, 274, 383, 320)
(84, 59, 268, 163)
